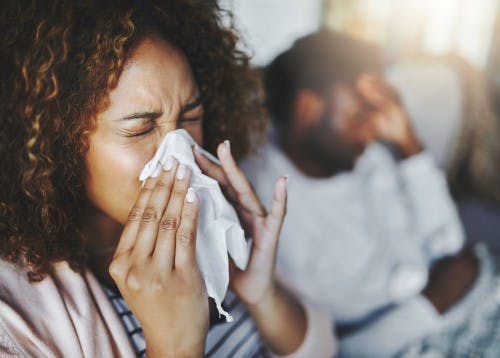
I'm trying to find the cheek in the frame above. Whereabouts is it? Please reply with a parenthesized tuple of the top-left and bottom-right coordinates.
(85, 135, 154, 224)
(332, 101, 366, 140)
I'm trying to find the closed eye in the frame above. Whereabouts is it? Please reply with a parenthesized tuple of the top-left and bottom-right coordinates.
(128, 126, 156, 137)
(116, 112, 161, 137)
(179, 116, 203, 123)
(121, 122, 156, 137)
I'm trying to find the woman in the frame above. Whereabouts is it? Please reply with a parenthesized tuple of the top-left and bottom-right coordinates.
(0, 1, 335, 356)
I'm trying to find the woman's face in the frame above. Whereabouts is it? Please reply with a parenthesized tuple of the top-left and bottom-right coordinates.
(85, 36, 203, 225)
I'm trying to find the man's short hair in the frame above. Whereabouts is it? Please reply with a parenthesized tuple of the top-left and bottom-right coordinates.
(264, 29, 383, 128)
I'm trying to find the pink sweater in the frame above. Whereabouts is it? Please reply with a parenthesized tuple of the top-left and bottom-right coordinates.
(0, 260, 336, 357)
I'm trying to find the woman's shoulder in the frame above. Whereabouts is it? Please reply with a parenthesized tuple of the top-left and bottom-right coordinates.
(0, 259, 50, 356)
(0, 259, 32, 299)
(0, 261, 29, 355)
(0, 259, 136, 356)
(0, 259, 72, 301)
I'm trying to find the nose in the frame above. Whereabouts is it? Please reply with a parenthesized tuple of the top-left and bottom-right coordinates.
(151, 126, 172, 152)
(158, 125, 172, 140)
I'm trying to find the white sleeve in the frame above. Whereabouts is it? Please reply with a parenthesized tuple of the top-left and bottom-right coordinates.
(339, 295, 440, 358)
(399, 151, 465, 260)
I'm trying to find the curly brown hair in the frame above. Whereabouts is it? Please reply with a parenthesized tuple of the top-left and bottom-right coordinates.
(0, 0, 267, 280)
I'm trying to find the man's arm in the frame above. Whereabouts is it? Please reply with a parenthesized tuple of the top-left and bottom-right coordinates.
(357, 73, 465, 259)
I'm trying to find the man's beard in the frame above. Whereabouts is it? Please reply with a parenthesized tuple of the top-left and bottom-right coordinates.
(303, 117, 363, 176)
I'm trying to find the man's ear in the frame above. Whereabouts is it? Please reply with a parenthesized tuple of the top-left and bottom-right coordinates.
(293, 89, 326, 129)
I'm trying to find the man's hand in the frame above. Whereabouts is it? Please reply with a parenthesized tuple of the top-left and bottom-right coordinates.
(356, 74, 423, 159)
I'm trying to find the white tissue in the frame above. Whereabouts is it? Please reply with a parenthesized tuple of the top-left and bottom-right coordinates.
(139, 129, 249, 321)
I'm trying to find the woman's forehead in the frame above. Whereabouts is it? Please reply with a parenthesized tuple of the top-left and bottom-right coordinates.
(111, 38, 197, 105)
(124, 37, 194, 85)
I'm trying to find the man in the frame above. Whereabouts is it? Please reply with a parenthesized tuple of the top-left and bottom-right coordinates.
(242, 30, 479, 356)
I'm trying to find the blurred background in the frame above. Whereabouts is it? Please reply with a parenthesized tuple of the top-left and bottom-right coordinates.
(225, 0, 500, 74)
(223, 0, 500, 251)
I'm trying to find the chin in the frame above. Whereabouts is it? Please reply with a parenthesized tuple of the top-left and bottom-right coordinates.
(328, 159, 356, 174)
(340, 150, 365, 172)
(355, 144, 368, 157)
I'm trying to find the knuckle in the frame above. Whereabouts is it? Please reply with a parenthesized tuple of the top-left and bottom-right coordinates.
(143, 180, 156, 189)
(125, 268, 143, 291)
(159, 216, 179, 231)
(156, 177, 170, 187)
(141, 207, 159, 223)
(172, 187, 187, 198)
(177, 230, 195, 246)
(108, 255, 129, 281)
(151, 277, 166, 293)
(128, 206, 143, 222)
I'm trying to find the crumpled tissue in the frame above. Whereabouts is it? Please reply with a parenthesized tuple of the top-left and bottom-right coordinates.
(139, 129, 249, 321)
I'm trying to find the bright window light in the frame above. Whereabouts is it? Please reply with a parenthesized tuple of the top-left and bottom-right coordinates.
(325, 0, 499, 69)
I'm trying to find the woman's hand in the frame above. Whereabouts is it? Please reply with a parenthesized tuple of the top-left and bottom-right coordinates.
(109, 160, 208, 358)
(194, 141, 287, 305)
(194, 142, 307, 355)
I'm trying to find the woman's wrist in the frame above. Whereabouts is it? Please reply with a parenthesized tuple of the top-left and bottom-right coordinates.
(143, 322, 207, 358)
(244, 282, 307, 355)
(243, 283, 279, 316)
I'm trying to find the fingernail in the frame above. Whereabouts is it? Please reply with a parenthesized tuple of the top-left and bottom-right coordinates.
(163, 156, 174, 171)
(186, 187, 196, 203)
(152, 165, 161, 178)
(176, 164, 187, 180)
(282, 174, 289, 188)
(223, 139, 230, 150)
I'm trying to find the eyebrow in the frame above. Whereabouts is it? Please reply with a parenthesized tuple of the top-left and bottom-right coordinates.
(180, 96, 202, 116)
(119, 112, 162, 121)
(117, 96, 202, 121)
